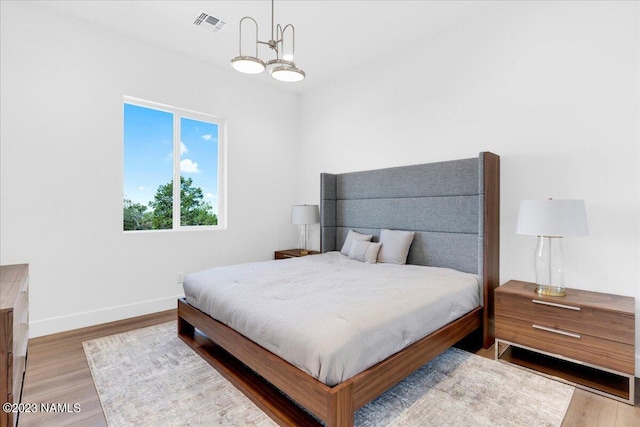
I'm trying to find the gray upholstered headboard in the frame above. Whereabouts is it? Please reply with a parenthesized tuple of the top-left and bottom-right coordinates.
(320, 152, 497, 277)
(321, 151, 500, 347)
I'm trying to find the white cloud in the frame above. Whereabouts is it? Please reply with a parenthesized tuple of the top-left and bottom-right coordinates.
(181, 158, 200, 173)
(180, 141, 188, 156)
(205, 192, 215, 199)
(138, 186, 145, 191)
(202, 134, 212, 141)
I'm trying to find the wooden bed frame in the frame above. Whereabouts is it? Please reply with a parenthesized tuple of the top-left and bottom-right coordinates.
(178, 152, 499, 427)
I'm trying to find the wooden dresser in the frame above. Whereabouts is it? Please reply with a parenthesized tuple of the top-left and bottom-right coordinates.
(1, 264, 29, 427)
(495, 280, 635, 404)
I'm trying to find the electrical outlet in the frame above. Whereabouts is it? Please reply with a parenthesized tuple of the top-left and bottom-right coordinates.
(177, 272, 185, 285)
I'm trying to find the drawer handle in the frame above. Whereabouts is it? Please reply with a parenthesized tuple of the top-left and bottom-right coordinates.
(532, 299, 580, 311)
(532, 324, 581, 339)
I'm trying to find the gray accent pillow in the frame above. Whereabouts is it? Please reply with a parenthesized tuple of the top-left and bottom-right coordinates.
(348, 240, 382, 264)
(340, 229, 373, 256)
(377, 229, 415, 265)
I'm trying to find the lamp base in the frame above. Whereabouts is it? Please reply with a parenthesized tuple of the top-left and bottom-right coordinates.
(535, 286, 566, 297)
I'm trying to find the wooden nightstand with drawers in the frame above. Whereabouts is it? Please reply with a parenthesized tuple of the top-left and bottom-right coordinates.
(274, 249, 320, 260)
(495, 279, 635, 404)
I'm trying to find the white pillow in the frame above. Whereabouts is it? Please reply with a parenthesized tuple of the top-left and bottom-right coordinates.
(348, 240, 382, 264)
(340, 229, 373, 256)
(377, 229, 415, 265)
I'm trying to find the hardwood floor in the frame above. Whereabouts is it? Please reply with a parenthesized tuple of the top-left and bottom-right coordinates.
(17, 310, 640, 426)
(18, 310, 176, 427)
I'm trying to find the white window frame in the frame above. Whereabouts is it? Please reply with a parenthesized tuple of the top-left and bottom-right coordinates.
(124, 96, 227, 232)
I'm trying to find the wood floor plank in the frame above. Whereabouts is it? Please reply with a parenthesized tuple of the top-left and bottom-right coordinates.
(614, 379, 640, 426)
(616, 404, 640, 427)
(562, 389, 619, 427)
(15, 308, 640, 426)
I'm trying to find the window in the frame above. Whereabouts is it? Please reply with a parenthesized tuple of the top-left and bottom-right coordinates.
(123, 97, 226, 231)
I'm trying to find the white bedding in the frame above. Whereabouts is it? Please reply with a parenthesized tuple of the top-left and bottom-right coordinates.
(183, 252, 480, 386)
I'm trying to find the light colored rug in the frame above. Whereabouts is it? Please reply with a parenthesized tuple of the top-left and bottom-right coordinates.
(83, 322, 574, 427)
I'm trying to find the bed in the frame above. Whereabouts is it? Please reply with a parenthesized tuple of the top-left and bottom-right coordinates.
(178, 152, 500, 426)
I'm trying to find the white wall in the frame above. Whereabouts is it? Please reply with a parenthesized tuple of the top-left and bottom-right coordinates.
(0, 1, 301, 336)
(299, 1, 640, 373)
(2, 0, 639, 375)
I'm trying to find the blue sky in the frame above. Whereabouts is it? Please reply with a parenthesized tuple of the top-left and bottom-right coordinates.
(123, 103, 219, 214)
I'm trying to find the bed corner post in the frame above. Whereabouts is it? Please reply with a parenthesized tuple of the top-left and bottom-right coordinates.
(320, 173, 337, 253)
(327, 382, 354, 427)
(177, 298, 195, 339)
(481, 152, 500, 349)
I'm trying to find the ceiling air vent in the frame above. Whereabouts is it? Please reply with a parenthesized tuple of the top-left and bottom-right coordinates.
(194, 11, 227, 33)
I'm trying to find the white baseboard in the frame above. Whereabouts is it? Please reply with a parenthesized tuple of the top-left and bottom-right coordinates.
(29, 295, 183, 338)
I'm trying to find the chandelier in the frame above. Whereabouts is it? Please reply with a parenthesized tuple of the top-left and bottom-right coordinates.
(230, 0, 305, 82)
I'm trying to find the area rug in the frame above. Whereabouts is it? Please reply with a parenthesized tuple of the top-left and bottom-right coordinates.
(83, 322, 574, 427)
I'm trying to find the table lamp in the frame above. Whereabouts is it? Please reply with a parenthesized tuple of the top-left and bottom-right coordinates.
(516, 199, 588, 296)
(291, 205, 320, 254)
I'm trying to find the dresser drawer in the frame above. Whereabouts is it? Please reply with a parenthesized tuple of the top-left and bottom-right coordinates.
(12, 350, 26, 406)
(495, 292, 634, 345)
(496, 315, 635, 374)
(5, 394, 12, 427)
(1, 263, 29, 427)
(13, 289, 28, 347)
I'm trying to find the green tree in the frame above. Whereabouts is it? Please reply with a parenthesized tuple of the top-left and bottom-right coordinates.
(123, 198, 150, 230)
(148, 176, 217, 228)
(148, 180, 174, 229)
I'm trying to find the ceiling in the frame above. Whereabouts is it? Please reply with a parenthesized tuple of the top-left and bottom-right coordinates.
(36, 1, 490, 93)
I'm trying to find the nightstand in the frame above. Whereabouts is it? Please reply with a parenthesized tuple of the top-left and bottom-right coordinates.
(274, 249, 321, 260)
(495, 279, 635, 404)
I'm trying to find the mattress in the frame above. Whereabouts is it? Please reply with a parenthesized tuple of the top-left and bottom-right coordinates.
(183, 252, 480, 386)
